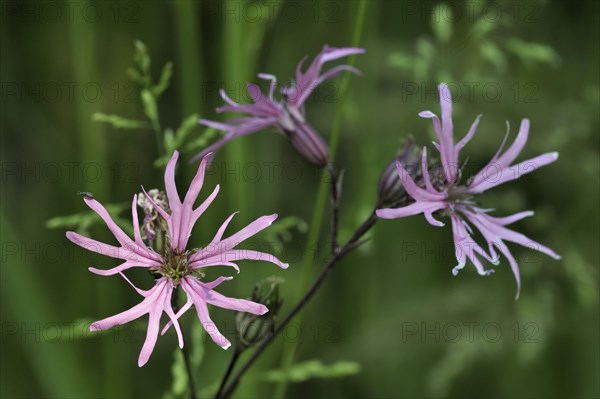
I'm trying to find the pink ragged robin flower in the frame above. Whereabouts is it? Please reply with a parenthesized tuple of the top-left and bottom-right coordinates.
(376, 83, 560, 298)
(66, 151, 288, 366)
(197, 45, 365, 166)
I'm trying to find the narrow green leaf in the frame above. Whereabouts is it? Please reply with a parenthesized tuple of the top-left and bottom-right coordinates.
(126, 67, 143, 83)
(183, 127, 220, 152)
(152, 62, 174, 98)
(134, 40, 150, 75)
(505, 38, 561, 67)
(431, 3, 453, 43)
(163, 349, 189, 398)
(92, 113, 150, 130)
(480, 41, 507, 72)
(175, 113, 201, 143)
(262, 216, 308, 245)
(141, 89, 159, 127)
(46, 202, 131, 235)
(164, 128, 176, 152)
(388, 52, 414, 70)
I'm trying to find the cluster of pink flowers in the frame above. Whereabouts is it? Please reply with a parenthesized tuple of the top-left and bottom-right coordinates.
(376, 83, 560, 297)
(67, 151, 288, 366)
(67, 46, 561, 367)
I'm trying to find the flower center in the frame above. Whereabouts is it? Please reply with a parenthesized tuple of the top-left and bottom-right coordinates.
(157, 250, 191, 284)
(442, 187, 475, 217)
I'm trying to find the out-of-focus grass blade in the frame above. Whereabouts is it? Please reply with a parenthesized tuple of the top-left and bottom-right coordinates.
(262, 360, 361, 383)
(1, 209, 93, 395)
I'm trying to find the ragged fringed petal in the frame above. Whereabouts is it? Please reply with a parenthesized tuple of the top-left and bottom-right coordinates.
(89, 278, 180, 367)
(191, 249, 289, 270)
(467, 119, 559, 193)
(464, 210, 560, 299)
(194, 117, 279, 162)
(394, 162, 447, 202)
(291, 45, 364, 107)
(77, 196, 161, 263)
(454, 115, 481, 162)
(164, 151, 183, 246)
(419, 84, 459, 184)
(65, 232, 161, 270)
(82, 197, 131, 246)
(180, 277, 231, 349)
(177, 152, 217, 250)
(473, 212, 561, 260)
(376, 201, 447, 227)
(189, 214, 279, 264)
(187, 277, 267, 315)
(156, 151, 223, 252)
(468, 151, 559, 194)
(450, 215, 497, 277)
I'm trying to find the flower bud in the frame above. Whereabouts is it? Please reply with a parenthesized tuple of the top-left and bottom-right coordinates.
(283, 121, 330, 167)
(278, 105, 330, 167)
(236, 277, 284, 349)
(377, 136, 418, 205)
(137, 189, 169, 242)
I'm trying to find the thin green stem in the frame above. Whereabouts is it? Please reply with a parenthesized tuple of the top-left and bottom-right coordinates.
(274, 1, 369, 397)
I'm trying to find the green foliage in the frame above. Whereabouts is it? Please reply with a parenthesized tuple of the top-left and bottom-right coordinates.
(163, 350, 189, 399)
(91, 113, 150, 130)
(261, 360, 361, 383)
(163, 323, 205, 399)
(431, 4, 453, 43)
(140, 89, 159, 129)
(505, 38, 561, 68)
(262, 216, 308, 247)
(189, 322, 205, 371)
(46, 202, 133, 236)
(154, 114, 209, 167)
(94, 41, 209, 165)
(388, 2, 560, 82)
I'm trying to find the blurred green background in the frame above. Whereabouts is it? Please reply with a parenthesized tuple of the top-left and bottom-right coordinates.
(1, 0, 599, 398)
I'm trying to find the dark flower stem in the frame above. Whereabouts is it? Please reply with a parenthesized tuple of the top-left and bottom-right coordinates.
(327, 164, 341, 254)
(217, 203, 381, 399)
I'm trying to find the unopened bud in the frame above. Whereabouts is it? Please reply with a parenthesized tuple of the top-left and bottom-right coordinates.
(137, 189, 169, 242)
(279, 105, 329, 167)
(377, 136, 418, 205)
(236, 277, 284, 349)
(284, 121, 330, 167)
